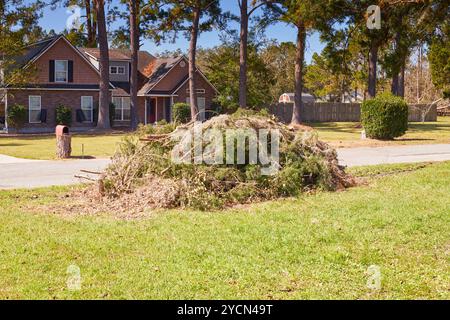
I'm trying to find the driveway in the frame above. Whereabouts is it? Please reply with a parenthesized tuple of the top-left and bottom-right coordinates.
(0, 155, 110, 189)
(1, 143, 450, 189)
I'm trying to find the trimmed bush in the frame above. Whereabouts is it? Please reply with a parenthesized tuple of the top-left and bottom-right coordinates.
(7, 104, 27, 129)
(55, 105, 72, 126)
(361, 93, 409, 140)
(172, 103, 191, 124)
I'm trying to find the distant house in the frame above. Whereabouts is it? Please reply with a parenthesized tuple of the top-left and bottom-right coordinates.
(279, 93, 316, 104)
(1, 35, 218, 133)
(315, 91, 364, 103)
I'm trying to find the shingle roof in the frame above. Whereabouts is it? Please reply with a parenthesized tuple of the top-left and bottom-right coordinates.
(7, 35, 198, 96)
(137, 56, 182, 95)
(111, 81, 131, 96)
(81, 48, 134, 61)
(11, 36, 59, 67)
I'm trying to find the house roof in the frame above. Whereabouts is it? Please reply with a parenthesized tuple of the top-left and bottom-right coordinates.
(81, 48, 132, 61)
(4, 35, 107, 88)
(7, 35, 216, 97)
(279, 93, 315, 103)
(137, 56, 183, 95)
(7, 35, 103, 76)
(111, 81, 131, 96)
(11, 36, 59, 68)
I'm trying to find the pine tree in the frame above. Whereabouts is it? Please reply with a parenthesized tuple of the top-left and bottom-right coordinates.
(93, 0, 110, 129)
(162, 0, 225, 120)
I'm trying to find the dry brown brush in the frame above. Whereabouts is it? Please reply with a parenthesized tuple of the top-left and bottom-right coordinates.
(86, 111, 354, 213)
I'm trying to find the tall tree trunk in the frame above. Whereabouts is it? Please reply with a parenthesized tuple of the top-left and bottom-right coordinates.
(85, 0, 96, 47)
(129, 0, 139, 130)
(416, 44, 422, 103)
(239, 0, 248, 109)
(391, 72, 399, 95)
(398, 61, 405, 98)
(391, 31, 401, 96)
(291, 21, 306, 125)
(92, 6, 97, 43)
(188, 6, 200, 121)
(94, 0, 110, 129)
(368, 42, 378, 98)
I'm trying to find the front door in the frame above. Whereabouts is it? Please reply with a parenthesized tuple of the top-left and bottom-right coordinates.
(147, 98, 156, 124)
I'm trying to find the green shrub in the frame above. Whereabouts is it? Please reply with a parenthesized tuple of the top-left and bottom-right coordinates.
(361, 93, 409, 140)
(232, 107, 271, 118)
(136, 122, 177, 137)
(55, 105, 72, 126)
(156, 119, 168, 126)
(214, 95, 238, 114)
(172, 103, 191, 124)
(7, 104, 27, 129)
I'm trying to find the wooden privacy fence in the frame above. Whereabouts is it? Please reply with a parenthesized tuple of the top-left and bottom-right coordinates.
(268, 103, 437, 123)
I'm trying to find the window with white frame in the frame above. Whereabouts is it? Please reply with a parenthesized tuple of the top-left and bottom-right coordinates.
(29, 96, 41, 123)
(186, 97, 206, 108)
(81, 96, 93, 122)
(55, 60, 68, 82)
(197, 97, 206, 110)
(112, 97, 131, 121)
(110, 66, 126, 75)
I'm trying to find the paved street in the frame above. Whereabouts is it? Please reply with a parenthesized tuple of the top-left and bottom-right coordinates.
(0, 155, 110, 189)
(337, 144, 450, 167)
(1, 143, 450, 189)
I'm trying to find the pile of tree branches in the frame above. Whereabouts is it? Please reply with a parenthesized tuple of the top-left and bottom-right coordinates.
(83, 112, 354, 214)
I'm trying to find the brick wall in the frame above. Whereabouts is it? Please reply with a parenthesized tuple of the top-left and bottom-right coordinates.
(173, 72, 216, 111)
(8, 89, 99, 132)
(34, 38, 100, 84)
(152, 61, 186, 92)
(137, 96, 146, 123)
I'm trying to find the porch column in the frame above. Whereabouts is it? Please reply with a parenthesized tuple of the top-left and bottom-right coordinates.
(155, 97, 159, 123)
(170, 96, 174, 122)
(144, 98, 147, 125)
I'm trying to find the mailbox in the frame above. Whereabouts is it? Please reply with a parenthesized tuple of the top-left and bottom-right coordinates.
(56, 125, 69, 136)
(55, 125, 71, 158)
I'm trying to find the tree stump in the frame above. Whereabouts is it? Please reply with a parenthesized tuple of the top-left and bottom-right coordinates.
(56, 134, 72, 159)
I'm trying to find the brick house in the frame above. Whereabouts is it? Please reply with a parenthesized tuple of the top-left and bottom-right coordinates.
(0, 35, 218, 133)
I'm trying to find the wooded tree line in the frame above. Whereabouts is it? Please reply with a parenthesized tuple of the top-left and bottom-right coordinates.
(1, 0, 449, 127)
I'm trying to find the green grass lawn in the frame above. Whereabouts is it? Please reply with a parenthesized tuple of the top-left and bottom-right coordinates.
(0, 162, 448, 299)
(0, 134, 126, 160)
(310, 117, 450, 148)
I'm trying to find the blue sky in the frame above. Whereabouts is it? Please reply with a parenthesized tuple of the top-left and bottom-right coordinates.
(36, 0, 325, 63)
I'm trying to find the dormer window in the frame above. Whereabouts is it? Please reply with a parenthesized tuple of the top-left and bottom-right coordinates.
(110, 66, 125, 75)
(55, 60, 68, 83)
